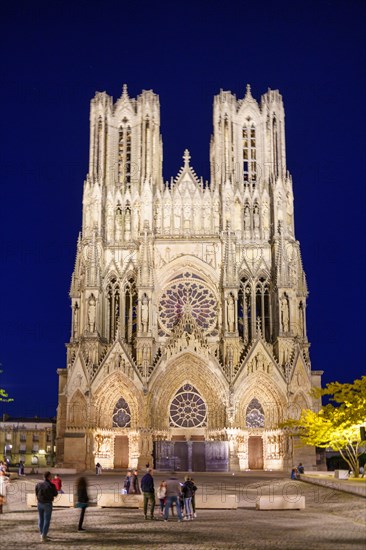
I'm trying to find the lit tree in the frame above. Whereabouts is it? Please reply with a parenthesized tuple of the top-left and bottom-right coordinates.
(0, 365, 13, 403)
(285, 376, 366, 477)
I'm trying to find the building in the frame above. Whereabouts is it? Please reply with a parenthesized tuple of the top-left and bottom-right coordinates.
(56, 84, 322, 472)
(0, 415, 56, 468)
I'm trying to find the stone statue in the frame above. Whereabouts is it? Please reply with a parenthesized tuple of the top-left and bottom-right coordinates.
(281, 296, 289, 333)
(88, 296, 96, 332)
(253, 205, 260, 229)
(115, 208, 122, 242)
(244, 205, 251, 230)
(73, 304, 79, 338)
(141, 295, 149, 332)
(227, 294, 235, 332)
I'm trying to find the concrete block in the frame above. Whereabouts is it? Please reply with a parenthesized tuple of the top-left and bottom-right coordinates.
(196, 494, 237, 509)
(256, 495, 305, 510)
(27, 493, 75, 507)
(98, 494, 144, 508)
(334, 470, 349, 479)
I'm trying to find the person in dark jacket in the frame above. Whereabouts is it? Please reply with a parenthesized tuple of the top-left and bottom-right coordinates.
(35, 471, 58, 543)
(131, 469, 141, 494)
(140, 468, 155, 519)
(75, 477, 89, 531)
(182, 476, 195, 520)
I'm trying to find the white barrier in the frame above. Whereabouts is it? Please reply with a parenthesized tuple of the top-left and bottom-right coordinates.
(27, 493, 75, 507)
(256, 495, 305, 510)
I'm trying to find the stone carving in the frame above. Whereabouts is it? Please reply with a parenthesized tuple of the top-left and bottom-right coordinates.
(141, 294, 149, 332)
(227, 294, 235, 332)
(281, 295, 289, 333)
(87, 296, 96, 332)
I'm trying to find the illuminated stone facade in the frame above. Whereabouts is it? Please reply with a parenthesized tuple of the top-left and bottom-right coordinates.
(56, 84, 322, 472)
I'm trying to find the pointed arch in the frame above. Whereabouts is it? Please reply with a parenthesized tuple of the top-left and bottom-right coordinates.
(93, 372, 142, 429)
(68, 390, 87, 427)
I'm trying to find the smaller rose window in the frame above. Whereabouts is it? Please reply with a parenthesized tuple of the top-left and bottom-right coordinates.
(113, 397, 131, 428)
(170, 384, 207, 427)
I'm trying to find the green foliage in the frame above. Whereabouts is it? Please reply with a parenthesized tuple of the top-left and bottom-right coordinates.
(0, 368, 13, 403)
(285, 376, 366, 477)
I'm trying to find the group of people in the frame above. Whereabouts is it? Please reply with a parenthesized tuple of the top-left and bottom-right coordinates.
(35, 471, 90, 543)
(124, 468, 198, 522)
(122, 469, 141, 494)
(291, 462, 305, 480)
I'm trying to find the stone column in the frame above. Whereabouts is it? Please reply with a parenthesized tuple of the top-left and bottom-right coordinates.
(187, 441, 193, 472)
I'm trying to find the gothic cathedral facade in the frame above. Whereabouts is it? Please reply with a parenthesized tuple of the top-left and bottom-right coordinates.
(56, 84, 322, 472)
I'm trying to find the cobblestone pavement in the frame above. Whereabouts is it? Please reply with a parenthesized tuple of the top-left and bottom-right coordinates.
(1, 472, 365, 549)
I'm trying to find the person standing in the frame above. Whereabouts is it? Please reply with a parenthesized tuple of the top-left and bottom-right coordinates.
(140, 468, 156, 520)
(164, 473, 183, 522)
(131, 469, 141, 494)
(182, 476, 195, 520)
(0, 470, 10, 514)
(18, 461, 25, 477)
(35, 471, 58, 543)
(123, 470, 132, 494)
(157, 481, 166, 516)
(75, 477, 89, 531)
(95, 462, 102, 475)
(51, 474, 63, 493)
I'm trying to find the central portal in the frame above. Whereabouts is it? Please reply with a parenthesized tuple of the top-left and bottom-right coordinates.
(153, 440, 229, 472)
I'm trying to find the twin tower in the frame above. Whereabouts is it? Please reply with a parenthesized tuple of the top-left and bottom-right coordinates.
(56, 84, 322, 472)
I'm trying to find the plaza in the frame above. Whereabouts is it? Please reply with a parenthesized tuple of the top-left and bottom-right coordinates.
(1, 471, 365, 549)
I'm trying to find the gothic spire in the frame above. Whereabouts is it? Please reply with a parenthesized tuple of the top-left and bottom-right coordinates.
(223, 221, 237, 286)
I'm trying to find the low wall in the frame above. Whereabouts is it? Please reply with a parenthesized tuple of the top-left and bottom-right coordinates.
(27, 493, 75, 507)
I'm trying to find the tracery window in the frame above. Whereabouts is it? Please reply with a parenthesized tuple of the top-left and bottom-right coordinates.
(243, 123, 256, 183)
(246, 398, 265, 428)
(112, 397, 131, 428)
(238, 276, 272, 344)
(158, 273, 217, 336)
(169, 384, 207, 428)
(255, 277, 271, 342)
(106, 277, 120, 342)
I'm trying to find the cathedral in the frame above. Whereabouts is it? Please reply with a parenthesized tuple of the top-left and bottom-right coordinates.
(56, 84, 322, 472)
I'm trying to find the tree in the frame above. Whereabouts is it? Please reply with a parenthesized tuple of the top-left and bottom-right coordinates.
(285, 376, 366, 478)
(0, 367, 13, 403)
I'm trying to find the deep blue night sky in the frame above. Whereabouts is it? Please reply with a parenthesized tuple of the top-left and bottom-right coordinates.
(1, 0, 365, 417)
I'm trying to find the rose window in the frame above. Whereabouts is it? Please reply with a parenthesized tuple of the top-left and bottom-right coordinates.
(112, 397, 131, 428)
(169, 384, 207, 427)
(159, 273, 217, 335)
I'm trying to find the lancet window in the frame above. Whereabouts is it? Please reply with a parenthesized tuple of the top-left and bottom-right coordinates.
(106, 277, 120, 342)
(243, 123, 257, 183)
(272, 116, 279, 179)
(112, 397, 131, 428)
(255, 277, 271, 342)
(118, 121, 132, 188)
(246, 398, 265, 428)
(238, 275, 272, 344)
(124, 278, 137, 345)
(96, 116, 103, 178)
(238, 277, 252, 343)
